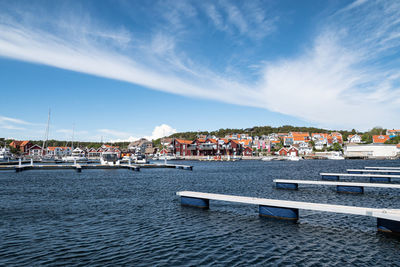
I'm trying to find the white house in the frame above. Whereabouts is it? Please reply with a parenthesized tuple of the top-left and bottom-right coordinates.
(347, 134, 362, 143)
(28, 145, 43, 157)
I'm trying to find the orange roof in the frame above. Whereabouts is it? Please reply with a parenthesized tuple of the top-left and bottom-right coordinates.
(240, 140, 251, 146)
(373, 135, 390, 143)
(388, 129, 400, 133)
(175, 139, 192, 144)
(397, 144, 400, 148)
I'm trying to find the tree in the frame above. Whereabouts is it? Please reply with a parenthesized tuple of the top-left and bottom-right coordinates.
(385, 136, 400, 144)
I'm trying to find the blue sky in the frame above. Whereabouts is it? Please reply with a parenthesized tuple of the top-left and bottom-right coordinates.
(0, 0, 399, 141)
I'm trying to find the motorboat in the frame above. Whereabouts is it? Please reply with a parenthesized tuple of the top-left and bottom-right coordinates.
(100, 152, 120, 166)
(327, 152, 345, 160)
(286, 155, 302, 161)
(0, 147, 11, 161)
(261, 156, 274, 161)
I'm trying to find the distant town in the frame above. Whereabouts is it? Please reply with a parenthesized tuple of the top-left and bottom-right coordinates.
(1, 126, 400, 160)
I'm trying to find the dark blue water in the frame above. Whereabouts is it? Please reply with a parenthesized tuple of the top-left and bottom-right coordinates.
(1, 160, 400, 266)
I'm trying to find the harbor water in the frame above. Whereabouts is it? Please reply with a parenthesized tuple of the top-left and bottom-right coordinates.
(1, 160, 400, 266)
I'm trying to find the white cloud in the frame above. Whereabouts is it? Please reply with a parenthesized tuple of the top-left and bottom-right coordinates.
(0, 1, 399, 132)
(108, 124, 177, 142)
(0, 115, 31, 125)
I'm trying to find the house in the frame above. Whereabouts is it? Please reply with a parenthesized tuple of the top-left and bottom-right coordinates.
(128, 138, 153, 154)
(173, 139, 193, 157)
(46, 146, 72, 157)
(87, 148, 101, 159)
(287, 146, 299, 156)
(278, 147, 288, 156)
(242, 147, 253, 156)
(9, 140, 33, 154)
(347, 134, 362, 143)
(387, 129, 400, 138)
(290, 132, 310, 145)
(373, 135, 390, 144)
(283, 137, 293, 147)
(28, 144, 43, 157)
(297, 143, 312, 155)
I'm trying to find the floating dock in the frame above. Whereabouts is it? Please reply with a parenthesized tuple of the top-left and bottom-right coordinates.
(320, 172, 400, 182)
(274, 179, 400, 193)
(176, 191, 400, 234)
(0, 162, 193, 172)
(347, 169, 400, 174)
(364, 166, 400, 170)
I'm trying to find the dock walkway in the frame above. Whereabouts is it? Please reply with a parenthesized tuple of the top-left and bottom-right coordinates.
(176, 191, 400, 233)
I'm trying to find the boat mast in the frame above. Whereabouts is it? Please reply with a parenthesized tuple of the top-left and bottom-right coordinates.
(42, 109, 51, 157)
(71, 123, 75, 150)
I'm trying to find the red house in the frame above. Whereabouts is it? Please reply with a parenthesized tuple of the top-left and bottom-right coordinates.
(242, 147, 253, 156)
(9, 140, 33, 154)
(173, 139, 193, 156)
(278, 147, 288, 156)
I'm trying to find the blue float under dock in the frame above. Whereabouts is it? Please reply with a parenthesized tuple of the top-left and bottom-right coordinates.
(176, 191, 400, 234)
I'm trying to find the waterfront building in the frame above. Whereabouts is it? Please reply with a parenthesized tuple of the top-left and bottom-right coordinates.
(344, 144, 399, 158)
(9, 140, 33, 154)
(28, 144, 43, 157)
(387, 129, 400, 137)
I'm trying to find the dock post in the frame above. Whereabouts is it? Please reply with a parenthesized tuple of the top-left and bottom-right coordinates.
(377, 218, 400, 234)
(76, 164, 82, 172)
(30, 159, 33, 166)
(128, 158, 131, 166)
(321, 175, 339, 181)
(276, 182, 298, 190)
(336, 185, 364, 194)
(74, 159, 77, 166)
(18, 158, 22, 167)
(370, 177, 391, 183)
(180, 196, 209, 209)
(259, 205, 299, 221)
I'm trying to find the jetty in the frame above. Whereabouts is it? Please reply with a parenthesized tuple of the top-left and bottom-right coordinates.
(176, 191, 400, 234)
(364, 166, 400, 170)
(347, 169, 400, 174)
(0, 160, 193, 172)
(320, 172, 400, 182)
(274, 179, 400, 193)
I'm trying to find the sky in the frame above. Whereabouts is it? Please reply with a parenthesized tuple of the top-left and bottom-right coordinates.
(0, 0, 400, 142)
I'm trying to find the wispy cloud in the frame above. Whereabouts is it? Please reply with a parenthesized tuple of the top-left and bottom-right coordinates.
(0, 115, 31, 125)
(0, 1, 399, 131)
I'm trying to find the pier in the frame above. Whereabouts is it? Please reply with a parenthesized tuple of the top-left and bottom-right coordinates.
(320, 172, 400, 183)
(274, 179, 400, 193)
(0, 162, 193, 172)
(364, 166, 400, 170)
(176, 191, 400, 234)
(347, 169, 400, 174)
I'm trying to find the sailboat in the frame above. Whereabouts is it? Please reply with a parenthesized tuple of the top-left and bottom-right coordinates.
(61, 124, 88, 162)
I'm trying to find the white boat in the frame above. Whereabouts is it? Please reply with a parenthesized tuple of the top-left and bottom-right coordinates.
(132, 154, 149, 164)
(157, 154, 177, 161)
(261, 156, 274, 161)
(327, 152, 345, 160)
(0, 147, 12, 161)
(100, 152, 120, 165)
(62, 148, 88, 162)
(286, 155, 302, 161)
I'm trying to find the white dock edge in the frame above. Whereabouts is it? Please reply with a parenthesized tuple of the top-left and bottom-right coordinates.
(347, 169, 400, 174)
(365, 167, 400, 170)
(320, 173, 400, 178)
(176, 191, 400, 233)
(274, 179, 400, 188)
(274, 179, 400, 193)
(320, 172, 400, 183)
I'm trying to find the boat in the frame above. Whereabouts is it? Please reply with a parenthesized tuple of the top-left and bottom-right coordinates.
(286, 155, 302, 161)
(261, 156, 274, 161)
(62, 148, 88, 162)
(0, 147, 12, 161)
(327, 152, 345, 160)
(100, 151, 120, 166)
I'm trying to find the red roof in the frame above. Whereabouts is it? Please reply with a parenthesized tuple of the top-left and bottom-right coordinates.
(373, 135, 390, 143)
